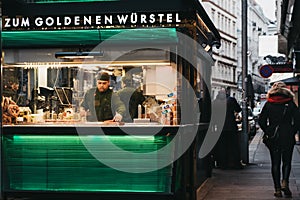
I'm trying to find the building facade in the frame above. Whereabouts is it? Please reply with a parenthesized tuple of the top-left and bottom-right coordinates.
(241, 0, 269, 101)
(201, 0, 238, 99)
(201, 0, 270, 102)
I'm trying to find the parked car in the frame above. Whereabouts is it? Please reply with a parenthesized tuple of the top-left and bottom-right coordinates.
(236, 107, 257, 137)
(252, 107, 262, 121)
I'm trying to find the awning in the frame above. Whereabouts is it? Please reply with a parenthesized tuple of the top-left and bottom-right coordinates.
(271, 76, 300, 86)
(2, 28, 178, 48)
(2, 0, 221, 49)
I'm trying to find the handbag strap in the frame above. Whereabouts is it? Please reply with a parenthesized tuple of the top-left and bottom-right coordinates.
(279, 103, 289, 126)
(269, 103, 288, 139)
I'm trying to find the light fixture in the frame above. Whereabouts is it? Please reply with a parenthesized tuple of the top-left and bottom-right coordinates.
(12, 60, 171, 68)
(55, 51, 104, 59)
(204, 45, 211, 52)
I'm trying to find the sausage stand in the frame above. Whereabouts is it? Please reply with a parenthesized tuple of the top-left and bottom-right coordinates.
(1, 0, 221, 199)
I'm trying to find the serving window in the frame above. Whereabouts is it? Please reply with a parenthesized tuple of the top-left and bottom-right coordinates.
(2, 47, 181, 125)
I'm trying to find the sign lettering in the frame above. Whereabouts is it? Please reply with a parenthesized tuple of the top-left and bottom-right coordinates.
(2, 12, 182, 30)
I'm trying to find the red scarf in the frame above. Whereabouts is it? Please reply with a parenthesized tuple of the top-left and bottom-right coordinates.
(267, 95, 292, 103)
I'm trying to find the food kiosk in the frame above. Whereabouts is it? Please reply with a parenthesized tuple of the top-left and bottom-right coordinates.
(1, 0, 221, 199)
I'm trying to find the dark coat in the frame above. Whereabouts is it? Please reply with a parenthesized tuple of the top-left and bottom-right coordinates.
(80, 87, 126, 122)
(213, 91, 242, 131)
(212, 91, 242, 168)
(258, 88, 300, 148)
(224, 96, 242, 131)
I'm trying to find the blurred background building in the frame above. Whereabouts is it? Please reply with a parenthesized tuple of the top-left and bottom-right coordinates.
(201, 0, 276, 104)
(201, 0, 238, 99)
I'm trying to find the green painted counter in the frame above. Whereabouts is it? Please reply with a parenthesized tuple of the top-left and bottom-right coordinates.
(1, 123, 209, 200)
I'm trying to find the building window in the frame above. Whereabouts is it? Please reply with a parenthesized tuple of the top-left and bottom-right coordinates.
(221, 15, 224, 31)
(228, 19, 231, 35)
(233, 43, 236, 58)
(218, 13, 221, 29)
(233, 22, 236, 37)
(232, 0, 236, 15)
(211, 9, 215, 22)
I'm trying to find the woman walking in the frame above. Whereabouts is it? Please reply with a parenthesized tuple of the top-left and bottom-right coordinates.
(258, 81, 300, 198)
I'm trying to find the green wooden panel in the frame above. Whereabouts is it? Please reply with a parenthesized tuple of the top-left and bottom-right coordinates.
(3, 135, 174, 193)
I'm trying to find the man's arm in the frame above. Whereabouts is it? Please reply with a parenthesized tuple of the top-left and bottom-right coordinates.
(79, 88, 93, 117)
(112, 92, 126, 121)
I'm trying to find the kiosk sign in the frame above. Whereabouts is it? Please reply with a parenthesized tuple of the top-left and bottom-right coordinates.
(3, 13, 182, 30)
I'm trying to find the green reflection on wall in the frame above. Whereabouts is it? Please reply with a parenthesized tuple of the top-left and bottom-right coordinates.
(2, 28, 178, 48)
(3, 135, 173, 193)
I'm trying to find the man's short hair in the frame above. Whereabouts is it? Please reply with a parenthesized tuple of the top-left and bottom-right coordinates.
(226, 86, 231, 97)
(122, 75, 133, 86)
(96, 72, 110, 81)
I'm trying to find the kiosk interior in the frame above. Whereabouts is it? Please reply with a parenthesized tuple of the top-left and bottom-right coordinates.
(1, 0, 221, 199)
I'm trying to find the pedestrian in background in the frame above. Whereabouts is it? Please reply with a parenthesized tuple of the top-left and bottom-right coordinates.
(213, 88, 242, 169)
(258, 81, 300, 198)
(117, 75, 145, 122)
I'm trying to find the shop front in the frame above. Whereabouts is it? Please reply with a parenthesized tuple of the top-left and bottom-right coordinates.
(1, 0, 221, 199)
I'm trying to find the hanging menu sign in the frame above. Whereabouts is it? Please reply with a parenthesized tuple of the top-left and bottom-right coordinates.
(2, 12, 183, 31)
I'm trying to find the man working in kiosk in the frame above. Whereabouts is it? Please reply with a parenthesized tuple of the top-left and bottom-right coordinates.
(80, 72, 125, 122)
(117, 75, 145, 122)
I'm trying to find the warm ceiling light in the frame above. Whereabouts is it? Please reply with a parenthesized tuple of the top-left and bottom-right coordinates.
(10, 60, 171, 68)
(55, 51, 104, 59)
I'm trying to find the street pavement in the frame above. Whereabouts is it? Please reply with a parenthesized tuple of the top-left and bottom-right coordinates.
(197, 129, 300, 200)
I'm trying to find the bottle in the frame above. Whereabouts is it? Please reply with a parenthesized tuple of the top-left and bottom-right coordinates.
(160, 113, 166, 125)
(53, 113, 57, 120)
(138, 104, 142, 119)
(166, 112, 171, 125)
(58, 112, 63, 120)
(144, 105, 147, 119)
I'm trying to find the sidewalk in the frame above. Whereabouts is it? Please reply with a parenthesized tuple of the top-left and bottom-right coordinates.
(197, 129, 300, 200)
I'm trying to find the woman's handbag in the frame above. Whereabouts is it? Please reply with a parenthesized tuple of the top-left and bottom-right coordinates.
(262, 104, 288, 149)
(262, 125, 280, 149)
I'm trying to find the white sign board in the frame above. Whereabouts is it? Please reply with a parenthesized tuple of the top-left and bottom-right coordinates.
(259, 35, 279, 57)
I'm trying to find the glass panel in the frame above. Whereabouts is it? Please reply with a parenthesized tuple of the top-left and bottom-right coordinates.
(2, 28, 178, 125)
(2, 61, 177, 124)
(3, 135, 173, 192)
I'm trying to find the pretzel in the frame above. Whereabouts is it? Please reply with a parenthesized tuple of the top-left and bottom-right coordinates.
(2, 96, 20, 124)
